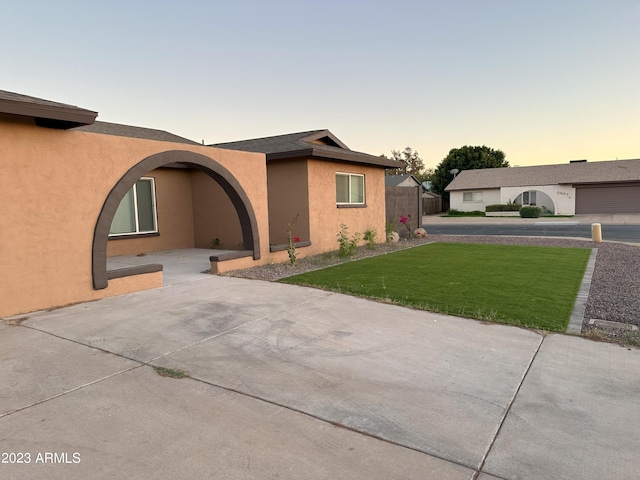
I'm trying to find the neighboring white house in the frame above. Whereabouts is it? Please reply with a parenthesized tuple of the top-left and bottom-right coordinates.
(445, 158, 640, 215)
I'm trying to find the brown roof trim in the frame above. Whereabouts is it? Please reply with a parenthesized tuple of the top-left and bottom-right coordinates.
(74, 121, 199, 145)
(267, 147, 402, 168)
(0, 90, 97, 129)
(300, 130, 349, 149)
(571, 180, 640, 187)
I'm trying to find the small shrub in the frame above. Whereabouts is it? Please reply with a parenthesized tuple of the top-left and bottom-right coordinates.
(337, 224, 360, 257)
(505, 199, 522, 211)
(210, 238, 222, 248)
(385, 219, 394, 242)
(363, 228, 377, 249)
(286, 214, 299, 265)
(447, 210, 485, 217)
(486, 203, 522, 212)
(519, 206, 541, 218)
(400, 214, 413, 237)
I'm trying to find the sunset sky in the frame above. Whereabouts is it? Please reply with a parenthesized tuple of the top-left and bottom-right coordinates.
(3, 0, 638, 168)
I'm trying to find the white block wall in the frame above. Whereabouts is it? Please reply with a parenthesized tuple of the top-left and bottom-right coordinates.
(449, 189, 501, 212)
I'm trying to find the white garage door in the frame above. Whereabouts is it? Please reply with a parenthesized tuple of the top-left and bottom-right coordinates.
(575, 184, 640, 214)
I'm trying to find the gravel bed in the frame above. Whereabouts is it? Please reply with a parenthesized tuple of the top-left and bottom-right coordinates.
(225, 235, 640, 331)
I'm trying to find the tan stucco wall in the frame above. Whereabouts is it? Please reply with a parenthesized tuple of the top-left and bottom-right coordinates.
(306, 159, 387, 254)
(107, 168, 196, 256)
(267, 160, 310, 245)
(0, 120, 269, 317)
(191, 170, 243, 249)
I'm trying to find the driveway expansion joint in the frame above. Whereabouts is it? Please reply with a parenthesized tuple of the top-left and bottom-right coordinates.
(0, 363, 143, 419)
(471, 334, 546, 480)
(176, 372, 477, 475)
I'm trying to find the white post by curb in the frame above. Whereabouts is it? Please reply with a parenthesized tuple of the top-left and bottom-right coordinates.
(591, 223, 602, 243)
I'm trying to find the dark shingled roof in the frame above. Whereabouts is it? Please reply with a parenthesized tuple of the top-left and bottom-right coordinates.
(212, 130, 401, 169)
(446, 158, 640, 191)
(0, 89, 97, 129)
(74, 121, 200, 145)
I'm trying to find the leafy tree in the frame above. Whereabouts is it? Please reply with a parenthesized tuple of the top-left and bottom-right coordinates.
(384, 147, 425, 176)
(414, 167, 434, 185)
(430, 145, 508, 197)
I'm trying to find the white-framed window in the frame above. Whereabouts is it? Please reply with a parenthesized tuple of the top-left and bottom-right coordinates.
(109, 177, 158, 236)
(463, 191, 483, 202)
(522, 190, 537, 205)
(336, 173, 365, 205)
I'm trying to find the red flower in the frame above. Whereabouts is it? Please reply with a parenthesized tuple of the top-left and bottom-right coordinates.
(294, 237, 301, 243)
(400, 215, 408, 225)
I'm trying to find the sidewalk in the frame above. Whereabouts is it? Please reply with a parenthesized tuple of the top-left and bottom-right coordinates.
(2, 275, 639, 479)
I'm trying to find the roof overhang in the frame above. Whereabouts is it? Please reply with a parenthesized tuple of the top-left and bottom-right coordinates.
(267, 148, 403, 169)
(0, 93, 97, 129)
(571, 180, 640, 187)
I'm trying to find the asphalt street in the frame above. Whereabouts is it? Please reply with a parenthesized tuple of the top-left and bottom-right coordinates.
(421, 223, 640, 243)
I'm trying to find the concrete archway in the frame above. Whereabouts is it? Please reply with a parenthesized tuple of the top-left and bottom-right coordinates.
(92, 150, 260, 289)
(513, 189, 557, 214)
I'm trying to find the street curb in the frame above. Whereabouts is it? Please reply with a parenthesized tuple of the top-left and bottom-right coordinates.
(566, 248, 598, 334)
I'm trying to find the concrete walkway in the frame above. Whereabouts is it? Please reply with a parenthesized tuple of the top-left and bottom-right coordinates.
(107, 248, 224, 285)
(2, 275, 639, 479)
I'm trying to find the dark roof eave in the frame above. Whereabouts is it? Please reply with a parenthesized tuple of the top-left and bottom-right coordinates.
(0, 98, 97, 128)
(446, 179, 640, 191)
(571, 180, 640, 186)
(266, 148, 402, 168)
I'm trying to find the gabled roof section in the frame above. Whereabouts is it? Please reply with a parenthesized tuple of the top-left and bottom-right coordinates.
(0, 89, 97, 129)
(73, 121, 199, 145)
(385, 174, 421, 187)
(446, 158, 640, 191)
(300, 130, 349, 149)
(212, 129, 401, 169)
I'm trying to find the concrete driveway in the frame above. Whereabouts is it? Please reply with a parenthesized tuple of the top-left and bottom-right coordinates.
(2, 273, 639, 479)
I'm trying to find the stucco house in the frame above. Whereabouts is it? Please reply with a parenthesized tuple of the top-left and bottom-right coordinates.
(213, 130, 398, 253)
(0, 90, 399, 317)
(446, 159, 640, 215)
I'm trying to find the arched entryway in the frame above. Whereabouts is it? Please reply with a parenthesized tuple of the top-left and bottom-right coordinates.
(92, 150, 260, 289)
(513, 189, 556, 214)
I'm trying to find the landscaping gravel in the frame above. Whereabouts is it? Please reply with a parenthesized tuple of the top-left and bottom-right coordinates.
(225, 235, 640, 331)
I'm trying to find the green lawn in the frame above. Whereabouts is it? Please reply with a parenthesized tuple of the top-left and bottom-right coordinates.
(280, 243, 591, 331)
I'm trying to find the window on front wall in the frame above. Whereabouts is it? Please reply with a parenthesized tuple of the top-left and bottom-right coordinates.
(109, 177, 158, 236)
(463, 191, 483, 202)
(336, 173, 365, 205)
(522, 190, 537, 205)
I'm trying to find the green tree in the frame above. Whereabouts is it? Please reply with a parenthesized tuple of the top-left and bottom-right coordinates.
(414, 167, 434, 185)
(384, 147, 425, 176)
(431, 145, 508, 197)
